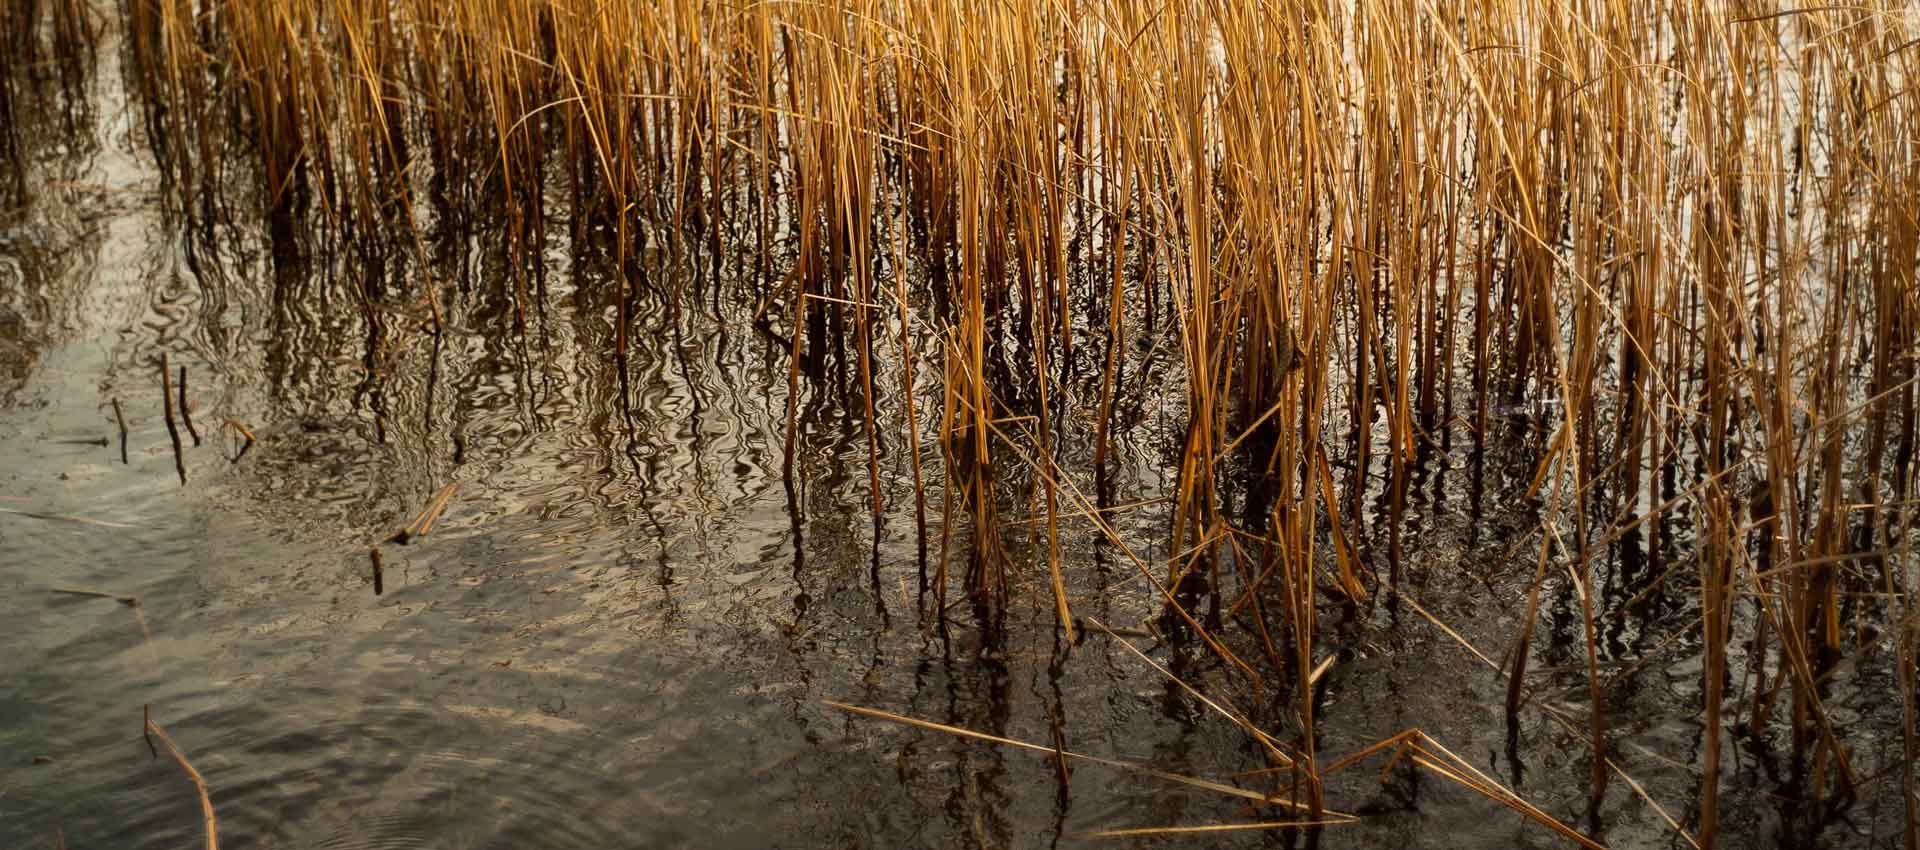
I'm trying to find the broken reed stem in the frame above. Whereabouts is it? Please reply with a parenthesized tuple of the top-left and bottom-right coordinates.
(143, 706, 219, 850)
(824, 700, 1338, 816)
(223, 418, 255, 464)
(369, 547, 384, 595)
(142, 704, 158, 759)
(392, 482, 458, 544)
(833, 695, 1607, 849)
(1073, 820, 1355, 839)
(111, 396, 128, 464)
(159, 353, 185, 485)
(49, 587, 138, 605)
(2, 508, 136, 529)
(177, 365, 200, 446)
(49, 587, 154, 645)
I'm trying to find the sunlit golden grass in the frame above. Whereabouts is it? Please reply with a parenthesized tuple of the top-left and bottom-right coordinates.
(47, 0, 1920, 844)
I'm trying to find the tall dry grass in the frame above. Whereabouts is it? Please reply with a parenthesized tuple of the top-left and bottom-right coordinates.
(83, 0, 1920, 844)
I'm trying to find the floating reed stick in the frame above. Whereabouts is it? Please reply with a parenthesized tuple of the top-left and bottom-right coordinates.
(111, 396, 127, 464)
(143, 705, 219, 850)
(177, 365, 200, 446)
(223, 418, 254, 464)
(392, 482, 458, 544)
(824, 700, 1337, 815)
(4, 509, 136, 529)
(49, 587, 153, 646)
(50, 587, 139, 604)
(141, 703, 158, 759)
(159, 353, 185, 485)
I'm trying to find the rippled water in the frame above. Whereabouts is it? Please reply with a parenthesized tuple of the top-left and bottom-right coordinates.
(1, 21, 1913, 850)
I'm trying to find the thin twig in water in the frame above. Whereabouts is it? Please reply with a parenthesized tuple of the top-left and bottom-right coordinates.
(50, 587, 138, 605)
(111, 397, 128, 464)
(177, 365, 200, 447)
(49, 587, 154, 644)
(1, 508, 137, 529)
(160, 353, 186, 485)
(392, 482, 458, 544)
(824, 700, 1340, 815)
(142, 704, 158, 759)
(1084, 617, 1294, 765)
(143, 707, 219, 850)
(1077, 819, 1354, 839)
(223, 419, 255, 464)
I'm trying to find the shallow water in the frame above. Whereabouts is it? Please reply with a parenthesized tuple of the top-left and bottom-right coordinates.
(1, 22, 1913, 850)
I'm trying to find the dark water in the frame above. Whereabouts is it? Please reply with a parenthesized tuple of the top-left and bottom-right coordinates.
(2, 23, 1913, 850)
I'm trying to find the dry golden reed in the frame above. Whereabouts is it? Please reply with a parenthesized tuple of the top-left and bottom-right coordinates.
(92, 1, 1920, 845)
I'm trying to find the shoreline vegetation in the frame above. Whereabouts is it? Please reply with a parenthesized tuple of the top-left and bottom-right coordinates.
(5, 0, 1918, 846)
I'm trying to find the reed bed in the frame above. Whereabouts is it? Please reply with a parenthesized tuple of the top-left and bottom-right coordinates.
(18, 0, 1914, 844)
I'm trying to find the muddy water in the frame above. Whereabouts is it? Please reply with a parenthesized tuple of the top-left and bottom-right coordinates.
(1, 26, 1911, 850)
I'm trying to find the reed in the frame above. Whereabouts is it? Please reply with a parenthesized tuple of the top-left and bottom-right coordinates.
(111, 397, 128, 464)
(144, 706, 219, 850)
(159, 352, 186, 485)
(84, 0, 1920, 844)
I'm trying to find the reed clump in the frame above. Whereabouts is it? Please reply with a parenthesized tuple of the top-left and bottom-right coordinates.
(106, 1, 1920, 845)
